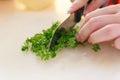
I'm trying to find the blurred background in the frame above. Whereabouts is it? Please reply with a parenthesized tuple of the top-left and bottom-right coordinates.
(0, 0, 71, 11)
(0, 0, 72, 24)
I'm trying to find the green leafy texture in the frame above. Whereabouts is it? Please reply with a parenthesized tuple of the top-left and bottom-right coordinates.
(21, 22, 100, 60)
(21, 22, 59, 60)
(92, 44, 101, 52)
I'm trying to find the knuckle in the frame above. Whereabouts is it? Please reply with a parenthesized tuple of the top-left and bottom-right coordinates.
(89, 16, 97, 22)
(85, 14, 91, 21)
(87, 17, 99, 27)
(85, 11, 95, 21)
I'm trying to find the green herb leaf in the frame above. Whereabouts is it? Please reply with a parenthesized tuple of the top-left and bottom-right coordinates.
(92, 44, 101, 52)
(21, 22, 101, 60)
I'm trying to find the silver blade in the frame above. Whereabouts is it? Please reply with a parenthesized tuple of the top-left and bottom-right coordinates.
(49, 0, 91, 49)
(57, 14, 76, 30)
(49, 14, 77, 49)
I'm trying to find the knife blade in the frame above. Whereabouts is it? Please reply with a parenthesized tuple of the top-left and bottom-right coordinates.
(49, 7, 84, 49)
(49, 0, 92, 49)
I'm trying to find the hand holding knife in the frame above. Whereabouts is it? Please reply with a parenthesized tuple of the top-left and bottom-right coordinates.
(49, 0, 92, 49)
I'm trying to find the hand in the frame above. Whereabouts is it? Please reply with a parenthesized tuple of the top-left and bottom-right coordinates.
(68, 0, 105, 14)
(76, 4, 120, 49)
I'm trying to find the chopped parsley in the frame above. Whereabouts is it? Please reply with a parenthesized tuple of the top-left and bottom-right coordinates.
(21, 22, 100, 60)
(92, 44, 101, 52)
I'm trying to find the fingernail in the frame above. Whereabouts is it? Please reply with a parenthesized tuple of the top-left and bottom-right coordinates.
(77, 36, 85, 42)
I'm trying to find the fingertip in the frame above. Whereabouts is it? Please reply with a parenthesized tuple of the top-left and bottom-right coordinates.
(88, 33, 100, 44)
(75, 32, 85, 42)
(68, 2, 78, 13)
(68, 0, 86, 14)
(88, 37, 97, 44)
(75, 32, 81, 42)
(84, 12, 92, 23)
(75, 32, 80, 41)
(67, 8, 74, 14)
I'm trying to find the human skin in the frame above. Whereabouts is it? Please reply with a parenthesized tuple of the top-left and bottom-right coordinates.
(76, 4, 120, 49)
(68, 0, 105, 14)
(69, 0, 120, 49)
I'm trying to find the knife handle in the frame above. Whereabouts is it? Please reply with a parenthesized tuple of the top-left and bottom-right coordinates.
(74, 0, 92, 22)
(74, 7, 84, 22)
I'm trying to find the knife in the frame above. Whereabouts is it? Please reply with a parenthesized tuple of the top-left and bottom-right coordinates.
(49, 0, 91, 49)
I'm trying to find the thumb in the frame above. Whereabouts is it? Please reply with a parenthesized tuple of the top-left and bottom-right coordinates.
(68, 0, 88, 13)
(84, 0, 105, 14)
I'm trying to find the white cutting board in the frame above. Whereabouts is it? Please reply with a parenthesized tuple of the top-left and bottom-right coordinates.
(0, 8, 120, 80)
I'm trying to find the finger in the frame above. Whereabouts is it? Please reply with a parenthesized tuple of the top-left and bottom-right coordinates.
(68, 0, 88, 13)
(88, 24, 120, 44)
(85, 4, 120, 22)
(114, 37, 120, 50)
(84, 0, 105, 14)
(76, 15, 120, 42)
(116, 11, 120, 15)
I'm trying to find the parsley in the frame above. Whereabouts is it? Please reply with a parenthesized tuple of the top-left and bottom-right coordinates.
(92, 44, 101, 52)
(21, 22, 100, 60)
